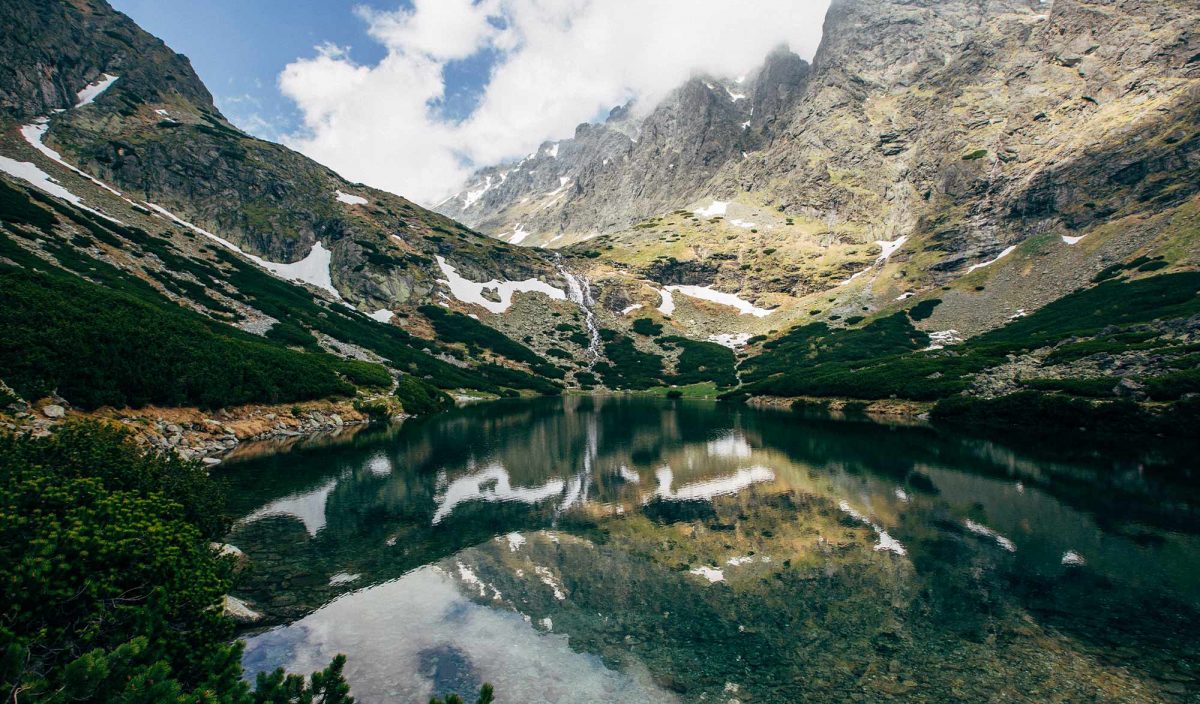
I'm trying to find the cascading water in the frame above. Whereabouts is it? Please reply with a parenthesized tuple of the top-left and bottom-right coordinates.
(553, 257, 601, 366)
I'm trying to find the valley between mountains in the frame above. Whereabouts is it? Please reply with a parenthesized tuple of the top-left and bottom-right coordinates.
(2, 0, 1199, 445)
(3, 2, 1200, 703)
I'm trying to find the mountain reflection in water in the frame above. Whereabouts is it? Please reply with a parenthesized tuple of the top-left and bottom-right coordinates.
(217, 397, 1200, 703)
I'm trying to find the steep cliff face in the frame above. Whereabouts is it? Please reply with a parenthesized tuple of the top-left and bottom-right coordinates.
(719, 0, 1200, 264)
(0, 0, 559, 314)
(449, 0, 1198, 345)
(0, 0, 212, 120)
(745, 45, 812, 145)
(436, 106, 638, 241)
(437, 48, 812, 244)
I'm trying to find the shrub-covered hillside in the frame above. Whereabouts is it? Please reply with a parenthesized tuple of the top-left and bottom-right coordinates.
(0, 422, 355, 702)
(731, 272, 1200, 434)
(0, 178, 565, 410)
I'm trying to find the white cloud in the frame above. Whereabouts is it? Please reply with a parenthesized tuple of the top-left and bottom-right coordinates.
(279, 0, 831, 205)
(359, 0, 501, 61)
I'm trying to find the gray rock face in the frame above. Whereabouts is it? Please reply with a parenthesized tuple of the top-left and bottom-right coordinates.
(714, 0, 1200, 272)
(445, 0, 1198, 298)
(437, 48, 811, 241)
(437, 106, 636, 237)
(746, 45, 812, 145)
(0, 0, 211, 120)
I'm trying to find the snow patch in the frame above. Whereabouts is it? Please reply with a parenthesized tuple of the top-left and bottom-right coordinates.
(728, 218, 756, 229)
(335, 190, 368, 206)
(875, 530, 906, 555)
(708, 333, 752, 349)
(20, 119, 126, 199)
(966, 245, 1017, 274)
(877, 236, 909, 261)
(0, 155, 120, 223)
(840, 236, 909, 286)
(143, 200, 341, 298)
(435, 256, 566, 314)
(544, 143, 559, 158)
(369, 309, 394, 323)
(533, 565, 566, 600)
(689, 566, 725, 583)
(509, 223, 531, 244)
(457, 562, 488, 597)
(505, 532, 526, 552)
(694, 200, 728, 218)
(461, 176, 493, 208)
(260, 242, 340, 298)
(963, 519, 1017, 552)
(1062, 234, 1086, 245)
(665, 285, 773, 317)
(1062, 550, 1086, 566)
(620, 303, 644, 315)
(656, 288, 676, 316)
(924, 330, 963, 351)
(75, 74, 119, 107)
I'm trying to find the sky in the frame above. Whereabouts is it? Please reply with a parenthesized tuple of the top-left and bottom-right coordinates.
(111, 0, 832, 205)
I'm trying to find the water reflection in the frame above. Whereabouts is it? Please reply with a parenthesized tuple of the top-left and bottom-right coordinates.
(433, 463, 566, 524)
(218, 397, 1200, 703)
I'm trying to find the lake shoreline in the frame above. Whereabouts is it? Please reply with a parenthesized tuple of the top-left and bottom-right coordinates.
(0, 396, 395, 464)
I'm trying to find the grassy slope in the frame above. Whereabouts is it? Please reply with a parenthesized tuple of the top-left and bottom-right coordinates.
(0, 177, 563, 410)
(734, 272, 1200, 404)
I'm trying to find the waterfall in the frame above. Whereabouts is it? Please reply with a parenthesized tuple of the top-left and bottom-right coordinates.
(553, 258, 601, 366)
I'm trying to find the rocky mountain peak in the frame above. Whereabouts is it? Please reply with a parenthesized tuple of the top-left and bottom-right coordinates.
(748, 45, 811, 142)
(0, 0, 214, 120)
(435, 46, 810, 245)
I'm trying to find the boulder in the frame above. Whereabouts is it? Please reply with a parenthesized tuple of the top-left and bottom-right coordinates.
(222, 595, 261, 623)
(1113, 378, 1146, 400)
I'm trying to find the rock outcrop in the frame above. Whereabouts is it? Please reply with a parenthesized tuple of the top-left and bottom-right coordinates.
(717, 0, 1200, 272)
(437, 48, 812, 243)
(442, 0, 1199, 342)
